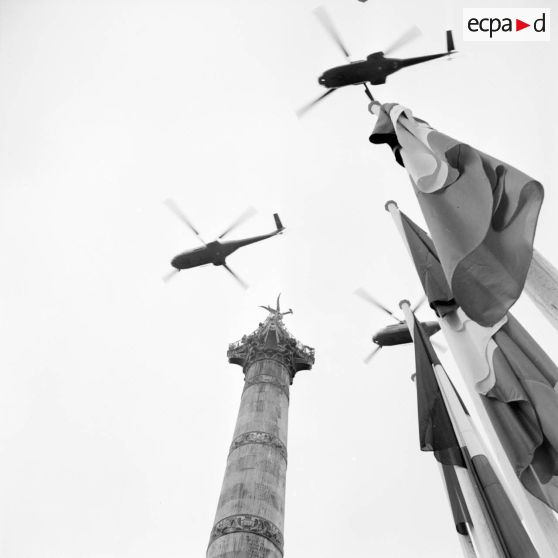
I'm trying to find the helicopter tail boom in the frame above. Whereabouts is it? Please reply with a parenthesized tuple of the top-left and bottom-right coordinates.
(446, 30, 455, 53)
(274, 213, 285, 232)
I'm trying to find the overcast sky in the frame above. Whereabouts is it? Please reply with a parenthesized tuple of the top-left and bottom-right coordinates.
(0, 0, 557, 557)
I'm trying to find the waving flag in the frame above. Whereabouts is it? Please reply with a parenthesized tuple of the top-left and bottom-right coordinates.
(409, 311, 538, 557)
(372, 103, 543, 326)
(485, 313, 558, 512)
(387, 201, 457, 317)
(391, 203, 558, 514)
(413, 317, 463, 466)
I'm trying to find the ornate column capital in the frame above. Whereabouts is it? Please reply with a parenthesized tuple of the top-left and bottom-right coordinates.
(228, 336, 314, 381)
(228, 324, 314, 383)
(227, 297, 314, 381)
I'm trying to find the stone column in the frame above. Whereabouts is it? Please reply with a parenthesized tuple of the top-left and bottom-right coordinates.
(207, 306, 314, 558)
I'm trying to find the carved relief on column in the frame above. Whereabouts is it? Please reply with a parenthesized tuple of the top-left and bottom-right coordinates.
(208, 514, 284, 555)
(229, 431, 288, 464)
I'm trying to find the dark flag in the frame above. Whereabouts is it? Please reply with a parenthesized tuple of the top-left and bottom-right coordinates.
(464, 450, 539, 558)
(387, 202, 457, 317)
(413, 317, 463, 467)
(373, 103, 543, 327)
(410, 312, 538, 557)
(411, 315, 474, 540)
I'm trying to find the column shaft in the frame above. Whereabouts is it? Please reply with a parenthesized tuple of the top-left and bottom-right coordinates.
(207, 359, 290, 558)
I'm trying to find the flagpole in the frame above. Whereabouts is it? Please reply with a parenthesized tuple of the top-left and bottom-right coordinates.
(388, 201, 558, 558)
(401, 302, 505, 558)
(525, 249, 558, 331)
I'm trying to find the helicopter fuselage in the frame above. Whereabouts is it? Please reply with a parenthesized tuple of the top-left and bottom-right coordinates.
(171, 232, 279, 270)
(372, 320, 440, 347)
(318, 52, 450, 88)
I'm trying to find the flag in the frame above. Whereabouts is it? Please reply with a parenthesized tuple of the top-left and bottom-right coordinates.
(411, 314, 538, 557)
(388, 202, 457, 317)
(484, 312, 558, 512)
(372, 103, 543, 327)
(525, 249, 558, 332)
(394, 205, 558, 513)
(411, 317, 475, 542)
(463, 449, 539, 558)
(413, 317, 463, 467)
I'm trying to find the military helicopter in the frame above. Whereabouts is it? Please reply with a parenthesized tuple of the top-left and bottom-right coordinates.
(354, 288, 442, 363)
(163, 198, 284, 288)
(297, 7, 456, 116)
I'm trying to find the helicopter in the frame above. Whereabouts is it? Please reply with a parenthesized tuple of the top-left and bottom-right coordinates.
(354, 288, 442, 363)
(297, 7, 456, 116)
(164, 198, 285, 288)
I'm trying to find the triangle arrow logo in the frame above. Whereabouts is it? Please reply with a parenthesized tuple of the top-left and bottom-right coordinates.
(516, 19, 530, 31)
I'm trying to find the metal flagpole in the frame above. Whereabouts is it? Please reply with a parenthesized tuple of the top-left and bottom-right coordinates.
(387, 201, 558, 558)
(525, 249, 558, 332)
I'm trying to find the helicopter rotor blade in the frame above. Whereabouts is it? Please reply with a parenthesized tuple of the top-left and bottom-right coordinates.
(218, 207, 257, 239)
(314, 6, 351, 60)
(223, 263, 248, 290)
(354, 288, 401, 322)
(164, 198, 206, 245)
(162, 269, 180, 283)
(296, 88, 338, 118)
(383, 25, 422, 56)
(411, 295, 427, 313)
(364, 345, 382, 364)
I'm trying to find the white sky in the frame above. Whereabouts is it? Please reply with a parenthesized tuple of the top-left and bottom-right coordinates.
(0, 0, 557, 556)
